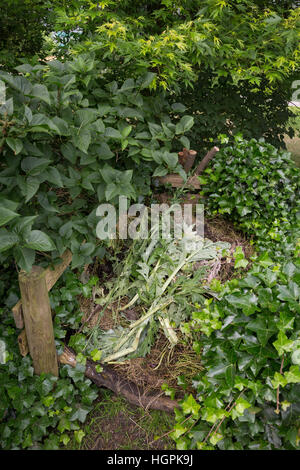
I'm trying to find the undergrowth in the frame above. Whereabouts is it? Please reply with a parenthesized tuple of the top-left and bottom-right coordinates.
(0, 136, 299, 450)
(169, 137, 300, 450)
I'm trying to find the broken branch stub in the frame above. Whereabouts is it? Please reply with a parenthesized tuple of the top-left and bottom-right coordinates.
(59, 347, 178, 413)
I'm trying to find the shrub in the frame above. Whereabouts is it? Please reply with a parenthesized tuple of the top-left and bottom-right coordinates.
(0, 267, 98, 450)
(178, 71, 299, 152)
(200, 136, 300, 253)
(171, 250, 300, 450)
(0, 54, 192, 272)
(169, 136, 300, 450)
(0, 0, 58, 70)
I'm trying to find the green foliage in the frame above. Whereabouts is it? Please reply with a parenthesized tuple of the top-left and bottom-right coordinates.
(0, 54, 191, 272)
(179, 71, 299, 151)
(169, 135, 300, 450)
(51, 1, 300, 154)
(0, 0, 61, 70)
(172, 251, 300, 450)
(54, 1, 300, 91)
(0, 267, 98, 450)
(200, 136, 300, 253)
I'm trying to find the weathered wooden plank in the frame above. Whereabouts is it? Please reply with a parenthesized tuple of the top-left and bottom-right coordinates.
(19, 266, 58, 376)
(12, 250, 72, 329)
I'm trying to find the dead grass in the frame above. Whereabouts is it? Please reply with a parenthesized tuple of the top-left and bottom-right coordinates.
(204, 216, 255, 282)
(112, 333, 203, 396)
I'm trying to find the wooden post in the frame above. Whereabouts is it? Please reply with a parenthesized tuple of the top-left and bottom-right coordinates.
(13, 250, 72, 330)
(178, 149, 197, 173)
(18, 266, 58, 376)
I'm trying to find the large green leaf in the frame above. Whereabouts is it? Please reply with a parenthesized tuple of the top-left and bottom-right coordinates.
(29, 84, 51, 105)
(97, 142, 114, 160)
(175, 116, 194, 134)
(0, 231, 19, 252)
(72, 128, 91, 154)
(21, 157, 51, 176)
(24, 230, 55, 252)
(15, 246, 35, 272)
(6, 138, 23, 155)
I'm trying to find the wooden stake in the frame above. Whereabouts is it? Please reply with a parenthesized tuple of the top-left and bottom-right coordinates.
(189, 146, 219, 178)
(157, 147, 218, 189)
(12, 250, 72, 329)
(18, 266, 58, 376)
(178, 149, 197, 173)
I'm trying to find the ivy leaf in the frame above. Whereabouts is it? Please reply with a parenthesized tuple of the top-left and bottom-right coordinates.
(291, 349, 300, 366)
(277, 282, 299, 302)
(235, 258, 249, 269)
(90, 349, 102, 362)
(282, 262, 297, 279)
(273, 332, 294, 356)
(231, 398, 251, 420)
(57, 416, 71, 433)
(181, 394, 201, 416)
(256, 253, 274, 268)
(284, 366, 300, 385)
(70, 405, 91, 423)
(225, 292, 258, 315)
(271, 372, 288, 389)
(277, 312, 295, 333)
(225, 364, 236, 388)
(247, 318, 277, 346)
(171, 423, 187, 440)
(210, 432, 224, 446)
(74, 430, 85, 444)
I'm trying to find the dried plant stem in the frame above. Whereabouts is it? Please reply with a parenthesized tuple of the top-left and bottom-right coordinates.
(276, 355, 285, 414)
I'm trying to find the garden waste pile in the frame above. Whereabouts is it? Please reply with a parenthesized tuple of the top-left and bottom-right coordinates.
(77, 220, 231, 365)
